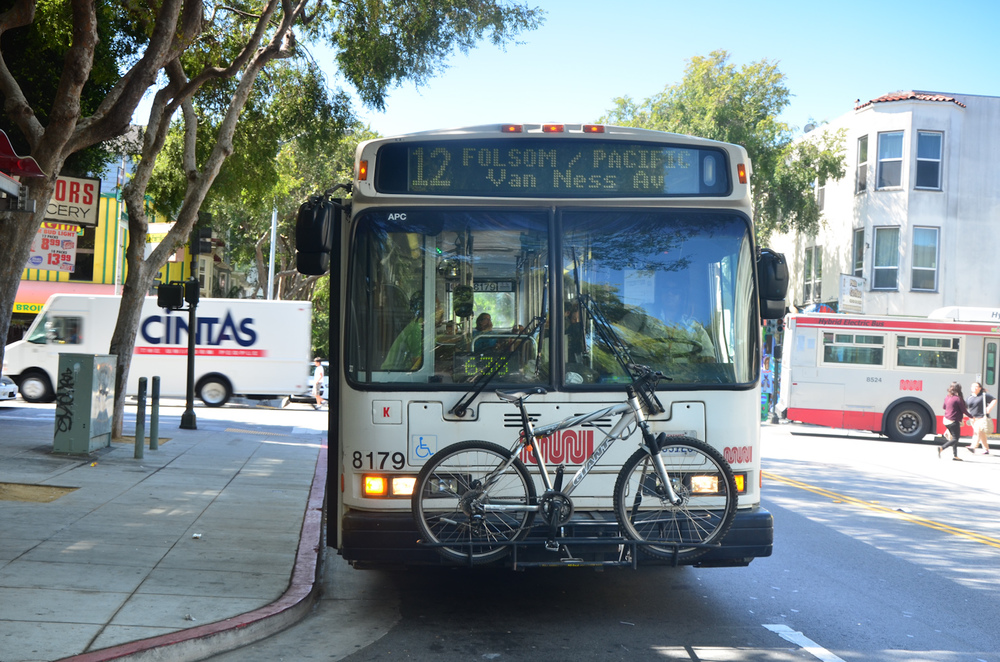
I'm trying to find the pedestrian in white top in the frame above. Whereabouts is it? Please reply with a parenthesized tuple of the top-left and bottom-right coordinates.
(965, 382, 996, 455)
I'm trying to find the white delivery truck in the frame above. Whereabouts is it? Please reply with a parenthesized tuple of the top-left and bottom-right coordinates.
(4, 294, 312, 406)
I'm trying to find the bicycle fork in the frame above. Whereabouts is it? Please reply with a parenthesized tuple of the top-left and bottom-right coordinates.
(629, 387, 684, 508)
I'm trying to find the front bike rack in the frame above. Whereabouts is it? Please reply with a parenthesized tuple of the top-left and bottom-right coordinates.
(416, 536, 723, 570)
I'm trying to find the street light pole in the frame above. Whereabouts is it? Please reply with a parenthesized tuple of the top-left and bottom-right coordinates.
(267, 207, 277, 299)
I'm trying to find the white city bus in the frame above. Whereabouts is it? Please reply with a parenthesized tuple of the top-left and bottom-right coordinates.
(298, 124, 788, 568)
(777, 308, 1000, 442)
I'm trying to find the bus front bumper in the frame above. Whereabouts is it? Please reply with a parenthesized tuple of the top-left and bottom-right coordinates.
(340, 506, 773, 568)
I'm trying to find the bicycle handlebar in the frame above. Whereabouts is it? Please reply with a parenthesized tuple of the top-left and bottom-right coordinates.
(626, 363, 667, 415)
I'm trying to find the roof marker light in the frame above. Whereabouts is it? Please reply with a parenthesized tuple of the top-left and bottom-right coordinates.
(582, 125, 605, 133)
(737, 163, 747, 184)
(542, 124, 565, 133)
(357, 160, 369, 181)
(501, 124, 523, 133)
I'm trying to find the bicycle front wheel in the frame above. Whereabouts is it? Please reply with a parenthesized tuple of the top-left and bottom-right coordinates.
(412, 440, 537, 565)
(613, 436, 737, 564)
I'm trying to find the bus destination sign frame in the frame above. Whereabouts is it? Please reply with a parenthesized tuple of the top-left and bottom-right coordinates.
(374, 138, 733, 198)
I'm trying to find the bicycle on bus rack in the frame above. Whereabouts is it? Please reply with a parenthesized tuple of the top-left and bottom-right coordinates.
(411, 364, 738, 567)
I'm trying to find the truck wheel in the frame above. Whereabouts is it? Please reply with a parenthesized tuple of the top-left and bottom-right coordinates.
(196, 376, 231, 407)
(18, 371, 55, 403)
(886, 403, 929, 443)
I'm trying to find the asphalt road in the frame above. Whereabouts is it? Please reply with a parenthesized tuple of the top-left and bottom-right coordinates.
(204, 421, 1000, 662)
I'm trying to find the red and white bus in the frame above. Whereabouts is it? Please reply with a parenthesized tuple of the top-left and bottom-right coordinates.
(777, 307, 1000, 441)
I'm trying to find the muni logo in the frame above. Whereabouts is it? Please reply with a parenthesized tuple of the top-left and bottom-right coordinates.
(519, 429, 594, 465)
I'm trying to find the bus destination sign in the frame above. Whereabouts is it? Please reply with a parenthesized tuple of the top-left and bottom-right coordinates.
(374, 139, 731, 198)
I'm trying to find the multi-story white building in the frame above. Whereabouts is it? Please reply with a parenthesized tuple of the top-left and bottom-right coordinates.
(769, 91, 1000, 317)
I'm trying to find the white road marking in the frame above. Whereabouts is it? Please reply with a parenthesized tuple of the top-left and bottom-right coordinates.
(763, 624, 847, 662)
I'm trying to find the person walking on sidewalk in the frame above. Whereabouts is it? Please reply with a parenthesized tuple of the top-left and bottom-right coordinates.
(312, 357, 325, 409)
(939, 382, 971, 460)
(966, 381, 996, 455)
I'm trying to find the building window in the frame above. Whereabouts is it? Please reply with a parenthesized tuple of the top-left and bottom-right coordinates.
(852, 228, 865, 278)
(876, 131, 904, 189)
(856, 135, 868, 194)
(873, 227, 899, 290)
(803, 245, 822, 303)
(816, 183, 825, 212)
(911, 227, 939, 291)
(69, 225, 95, 282)
(915, 131, 943, 190)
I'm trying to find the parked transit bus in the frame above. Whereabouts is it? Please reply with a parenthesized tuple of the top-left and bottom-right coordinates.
(777, 308, 1000, 442)
(297, 124, 788, 568)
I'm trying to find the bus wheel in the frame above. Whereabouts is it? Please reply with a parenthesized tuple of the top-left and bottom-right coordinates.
(18, 371, 55, 403)
(886, 403, 928, 442)
(196, 375, 232, 407)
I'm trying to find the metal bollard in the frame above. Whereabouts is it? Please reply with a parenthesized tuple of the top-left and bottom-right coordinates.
(149, 376, 160, 451)
(135, 377, 146, 459)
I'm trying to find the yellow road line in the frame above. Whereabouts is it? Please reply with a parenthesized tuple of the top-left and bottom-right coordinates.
(763, 470, 1000, 549)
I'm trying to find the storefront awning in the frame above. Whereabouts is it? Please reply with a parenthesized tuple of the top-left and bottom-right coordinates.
(13, 281, 117, 315)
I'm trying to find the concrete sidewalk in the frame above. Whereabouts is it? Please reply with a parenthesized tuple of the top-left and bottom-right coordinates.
(0, 401, 327, 662)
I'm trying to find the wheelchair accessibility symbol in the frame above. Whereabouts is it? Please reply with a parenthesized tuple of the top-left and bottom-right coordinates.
(411, 435, 437, 462)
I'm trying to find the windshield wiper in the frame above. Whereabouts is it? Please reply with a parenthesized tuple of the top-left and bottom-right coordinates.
(577, 294, 635, 379)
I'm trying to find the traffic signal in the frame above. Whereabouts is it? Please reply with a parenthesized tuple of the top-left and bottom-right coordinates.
(190, 226, 213, 255)
(157, 283, 184, 310)
(184, 278, 200, 306)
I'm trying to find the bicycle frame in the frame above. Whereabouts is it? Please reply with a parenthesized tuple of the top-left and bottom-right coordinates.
(484, 385, 683, 513)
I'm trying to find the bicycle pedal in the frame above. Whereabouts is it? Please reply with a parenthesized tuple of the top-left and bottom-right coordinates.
(544, 540, 560, 552)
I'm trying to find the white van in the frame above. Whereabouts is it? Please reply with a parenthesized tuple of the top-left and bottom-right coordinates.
(4, 294, 312, 406)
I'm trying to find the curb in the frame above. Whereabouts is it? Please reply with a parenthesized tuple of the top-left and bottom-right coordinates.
(58, 443, 329, 662)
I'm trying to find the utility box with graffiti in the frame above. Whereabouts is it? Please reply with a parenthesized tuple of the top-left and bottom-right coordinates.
(53, 353, 115, 454)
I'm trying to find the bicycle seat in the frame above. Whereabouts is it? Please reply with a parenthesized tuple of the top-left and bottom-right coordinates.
(495, 387, 547, 402)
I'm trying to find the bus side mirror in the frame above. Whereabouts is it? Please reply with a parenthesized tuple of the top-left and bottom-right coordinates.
(296, 195, 340, 276)
(758, 248, 788, 320)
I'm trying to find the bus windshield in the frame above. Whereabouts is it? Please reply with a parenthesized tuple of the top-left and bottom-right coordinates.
(346, 208, 756, 388)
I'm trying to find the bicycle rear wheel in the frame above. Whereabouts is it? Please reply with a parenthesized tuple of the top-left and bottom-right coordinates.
(613, 436, 737, 564)
(412, 440, 537, 565)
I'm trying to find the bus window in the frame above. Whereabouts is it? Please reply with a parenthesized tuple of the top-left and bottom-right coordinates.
(346, 209, 549, 385)
(895, 336, 960, 370)
(821, 333, 885, 365)
(560, 210, 755, 386)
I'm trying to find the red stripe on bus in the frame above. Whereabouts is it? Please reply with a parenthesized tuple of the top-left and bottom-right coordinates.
(135, 347, 266, 357)
(786, 407, 882, 432)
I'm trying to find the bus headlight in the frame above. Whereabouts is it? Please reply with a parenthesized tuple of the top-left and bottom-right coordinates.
(690, 475, 720, 494)
(391, 476, 417, 496)
(362, 474, 419, 498)
(688, 472, 747, 495)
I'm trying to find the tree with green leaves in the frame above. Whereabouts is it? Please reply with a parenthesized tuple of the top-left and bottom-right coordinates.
(0, 0, 543, 437)
(602, 50, 845, 242)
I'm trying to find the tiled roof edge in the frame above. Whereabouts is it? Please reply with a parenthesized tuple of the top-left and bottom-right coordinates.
(855, 91, 967, 110)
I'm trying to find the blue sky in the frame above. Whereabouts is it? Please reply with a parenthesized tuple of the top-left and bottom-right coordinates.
(322, 0, 997, 138)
